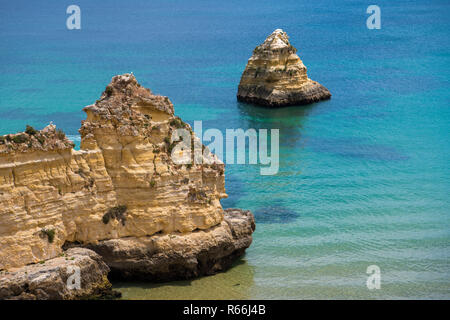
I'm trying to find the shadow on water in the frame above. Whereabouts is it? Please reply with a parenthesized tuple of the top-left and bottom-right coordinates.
(114, 259, 248, 290)
(236, 101, 408, 162)
(236, 100, 317, 129)
(235, 101, 324, 149)
(308, 137, 409, 161)
(253, 200, 300, 224)
(113, 257, 256, 299)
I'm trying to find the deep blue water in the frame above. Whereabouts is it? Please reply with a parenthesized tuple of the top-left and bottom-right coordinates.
(1, 0, 449, 299)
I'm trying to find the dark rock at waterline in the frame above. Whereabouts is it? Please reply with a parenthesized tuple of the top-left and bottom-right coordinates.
(83, 209, 255, 281)
(254, 205, 299, 224)
(238, 82, 331, 108)
(1, 209, 254, 299)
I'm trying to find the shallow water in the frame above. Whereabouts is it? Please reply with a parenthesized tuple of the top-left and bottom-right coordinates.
(1, 0, 449, 299)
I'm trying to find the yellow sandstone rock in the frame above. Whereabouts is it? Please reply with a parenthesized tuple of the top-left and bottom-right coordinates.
(237, 29, 331, 107)
(0, 74, 227, 270)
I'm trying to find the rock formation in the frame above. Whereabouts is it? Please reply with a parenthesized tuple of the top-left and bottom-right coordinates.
(0, 74, 255, 299)
(79, 209, 255, 281)
(237, 29, 331, 107)
(0, 248, 118, 300)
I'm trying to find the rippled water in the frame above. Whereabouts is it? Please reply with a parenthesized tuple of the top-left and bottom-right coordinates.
(1, 0, 449, 299)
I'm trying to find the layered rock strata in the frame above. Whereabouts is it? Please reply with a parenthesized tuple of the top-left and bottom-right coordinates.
(76, 209, 255, 281)
(237, 29, 331, 107)
(0, 248, 117, 300)
(0, 74, 255, 298)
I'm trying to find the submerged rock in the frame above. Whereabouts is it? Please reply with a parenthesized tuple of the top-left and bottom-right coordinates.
(237, 29, 331, 107)
(0, 248, 118, 300)
(79, 209, 255, 281)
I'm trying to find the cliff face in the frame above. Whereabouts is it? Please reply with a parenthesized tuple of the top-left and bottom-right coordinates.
(237, 29, 331, 107)
(81, 209, 255, 281)
(0, 125, 114, 269)
(0, 74, 239, 272)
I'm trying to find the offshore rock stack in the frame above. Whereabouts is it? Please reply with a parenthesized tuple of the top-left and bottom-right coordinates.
(237, 29, 331, 107)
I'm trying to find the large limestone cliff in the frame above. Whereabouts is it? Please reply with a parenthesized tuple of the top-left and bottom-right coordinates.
(0, 74, 253, 283)
(237, 29, 331, 107)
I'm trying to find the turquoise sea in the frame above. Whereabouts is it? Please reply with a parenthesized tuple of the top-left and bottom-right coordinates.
(1, 0, 449, 299)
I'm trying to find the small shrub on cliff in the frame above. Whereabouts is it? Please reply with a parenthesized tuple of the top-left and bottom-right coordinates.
(150, 179, 156, 188)
(187, 188, 208, 203)
(0, 136, 5, 144)
(41, 228, 56, 243)
(12, 134, 28, 144)
(169, 117, 185, 129)
(36, 134, 45, 145)
(105, 85, 113, 96)
(56, 129, 66, 140)
(167, 141, 179, 154)
(102, 214, 110, 224)
(25, 125, 37, 136)
(102, 205, 127, 226)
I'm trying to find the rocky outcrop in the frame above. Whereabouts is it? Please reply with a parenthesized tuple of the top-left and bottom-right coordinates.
(0, 124, 74, 154)
(69, 209, 255, 281)
(237, 29, 331, 107)
(0, 248, 117, 300)
(0, 74, 255, 298)
(0, 74, 227, 270)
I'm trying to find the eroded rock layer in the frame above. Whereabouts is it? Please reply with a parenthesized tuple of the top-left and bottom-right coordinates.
(0, 74, 251, 275)
(78, 209, 255, 281)
(237, 29, 331, 107)
(0, 248, 117, 300)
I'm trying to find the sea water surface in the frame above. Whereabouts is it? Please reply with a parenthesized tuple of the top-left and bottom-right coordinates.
(1, 0, 449, 299)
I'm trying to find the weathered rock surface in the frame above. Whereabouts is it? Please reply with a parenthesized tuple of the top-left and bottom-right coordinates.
(0, 74, 227, 270)
(0, 248, 116, 300)
(237, 29, 331, 107)
(0, 74, 255, 298)
(76, 209, 255, 281)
